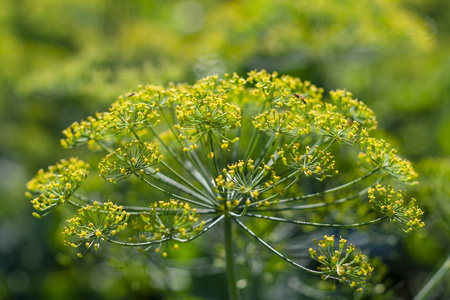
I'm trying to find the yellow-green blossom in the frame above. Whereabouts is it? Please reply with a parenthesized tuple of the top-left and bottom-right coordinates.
(309, 235, 373, 292)
(26, 158, 89, 215)
(62, 201, 130, 256)
(61, 113, 110, 150)
(330, 90, 378, 131)
(359, 138, 418, 184)
(99, 140, 163, 182)
(368, 184, 424, 232)
(134, 200, 205, 254)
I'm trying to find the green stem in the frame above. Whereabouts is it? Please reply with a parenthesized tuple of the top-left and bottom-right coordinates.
(275, 167, 380, 204)
(252, 187, 369, 212)
(160, 160, 214, 202)
(413, 253, 450, 300)
(172, 215, 225, 242)
(131, 127, 213, 201)
(243, 102, 267, 162)
(232, 126, 241, 162)
(224, 216, 240, 300)
(95, 140, 114, 153)
(104, 236, 170, 247)
(253, 133, 278, 170)
(160, 108, 214, 190)
(207, 131, 220, 179)
(244, 131, 261, 162)
(233, 217, 322, 275)
(138, 172, 213, 208)
(149, 126, 211, 192)
(244, 213, 387, 228)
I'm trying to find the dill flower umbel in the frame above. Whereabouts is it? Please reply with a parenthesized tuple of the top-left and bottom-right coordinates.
(27, 70, 424, 294)
(62, 200, 130, 257)
(309, 235, 373, 291)
(26, 158, 89, 216)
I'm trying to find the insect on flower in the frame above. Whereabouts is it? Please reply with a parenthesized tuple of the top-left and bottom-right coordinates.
(293, 92, 307, 104)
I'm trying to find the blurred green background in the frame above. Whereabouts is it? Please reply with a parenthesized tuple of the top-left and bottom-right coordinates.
(0, 0, 449, 299)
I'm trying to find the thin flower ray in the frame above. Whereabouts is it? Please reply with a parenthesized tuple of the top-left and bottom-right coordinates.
(233, 217, 324, 275)
(243, 212, 387, 228)
(251, 187, 369, 212)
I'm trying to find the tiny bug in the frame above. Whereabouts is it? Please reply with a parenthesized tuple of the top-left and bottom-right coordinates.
(293, 93, 307, 105)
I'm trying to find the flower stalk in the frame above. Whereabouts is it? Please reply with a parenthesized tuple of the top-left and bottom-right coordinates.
(225, 216, 240, 300)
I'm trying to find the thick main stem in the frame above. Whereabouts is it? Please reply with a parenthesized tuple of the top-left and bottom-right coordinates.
(224, 216, 240, 300)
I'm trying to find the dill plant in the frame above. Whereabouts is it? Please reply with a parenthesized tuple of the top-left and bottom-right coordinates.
(26, 70, 424, 299)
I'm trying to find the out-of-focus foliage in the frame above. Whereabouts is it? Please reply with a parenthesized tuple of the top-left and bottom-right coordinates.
(405, 158, 450, 299)
(0, 0, 449, 299)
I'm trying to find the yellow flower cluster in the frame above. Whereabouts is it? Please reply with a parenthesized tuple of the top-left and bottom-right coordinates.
(99, 140, 163, 182)
(26, 158, 89, 216)
(359, 138, 418, 184)
(61, 101, 159, 151)
(246, 71, 371, 147)
(252, 109, 299, 136)
(62, 200, 130, 257)
(132, 200, 205, 255)
(368, 184, 424, 232)
(174, 89, 242, 142)
(108, 101, 160, 133)
(246, 70, 324, 105)
(61, 113, 109, 150)
(281, 143, 338, 180)
(329, 90, 378, 131)
(313, 108, 363, 144)
(192, 73, 247, 95)
(119, 84, 172, 109)
(309, 235, 373, 292)
(290, 94, 324, 123)
(215, 159, 280, 209)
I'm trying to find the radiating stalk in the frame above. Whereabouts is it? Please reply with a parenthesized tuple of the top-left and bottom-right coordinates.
(275, 167, 380, 204)
(413, 254, 450, 300)
(244, 213, 387, 227)
(224, 216, 240, 300)
(233, 217, 322, 275)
